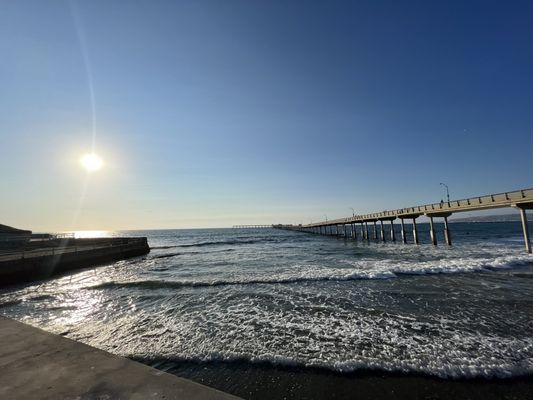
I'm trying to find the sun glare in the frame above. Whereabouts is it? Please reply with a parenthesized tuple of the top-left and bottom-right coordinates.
(73, 230, 110, 239)
(80, 153, 103, 172)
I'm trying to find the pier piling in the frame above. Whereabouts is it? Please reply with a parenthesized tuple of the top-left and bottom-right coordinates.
(429, 216, 437, 246)
(518, 207, 531, 253)
(400, 218, 407, 243)
(412, 218, 419, 245)
(443, 216, 452, 246)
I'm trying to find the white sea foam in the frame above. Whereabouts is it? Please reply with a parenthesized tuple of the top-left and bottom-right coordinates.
(52, 295, 533, 379)
(86, 251, 532, 290)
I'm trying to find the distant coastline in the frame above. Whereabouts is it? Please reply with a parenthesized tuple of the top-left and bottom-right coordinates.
(450, 214, 523, 223)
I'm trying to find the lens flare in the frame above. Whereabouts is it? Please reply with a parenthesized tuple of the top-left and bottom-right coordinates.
(80, 153, 103, 172)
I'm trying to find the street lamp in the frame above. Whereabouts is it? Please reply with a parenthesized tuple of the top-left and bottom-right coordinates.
(324, 214, 328, 222)
(349, 207, 355, 217)
(440, 183, 450, 202)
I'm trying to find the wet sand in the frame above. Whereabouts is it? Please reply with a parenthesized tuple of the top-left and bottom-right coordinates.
(157, 359, 533, 400)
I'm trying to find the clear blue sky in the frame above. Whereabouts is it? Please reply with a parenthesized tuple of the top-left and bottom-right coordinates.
(1, 0, 532, 231)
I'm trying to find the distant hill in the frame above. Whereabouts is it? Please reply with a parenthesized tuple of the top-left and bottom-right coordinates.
(450, 214, 522, 223)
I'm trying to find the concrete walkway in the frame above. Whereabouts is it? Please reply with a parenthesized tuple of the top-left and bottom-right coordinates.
(0, 317, 240, 400)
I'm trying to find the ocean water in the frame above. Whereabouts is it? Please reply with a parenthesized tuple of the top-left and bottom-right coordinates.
(1, 222, 533, 398)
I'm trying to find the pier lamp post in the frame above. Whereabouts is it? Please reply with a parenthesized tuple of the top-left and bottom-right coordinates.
(324, 215, 328, 222)
(440, 183, 450, 203)
(349, 207, 355, 217)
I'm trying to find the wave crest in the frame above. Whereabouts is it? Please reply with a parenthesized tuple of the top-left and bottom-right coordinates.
(151, 239, 266, 250)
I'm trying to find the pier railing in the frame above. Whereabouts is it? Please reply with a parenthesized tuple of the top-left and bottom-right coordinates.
(0, 232, 75, 243)
(0, 237, 148, 262)
(310, 188, 533, 226)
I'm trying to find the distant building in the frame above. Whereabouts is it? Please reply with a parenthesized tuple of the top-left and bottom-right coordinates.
(0, 224, 32, 245)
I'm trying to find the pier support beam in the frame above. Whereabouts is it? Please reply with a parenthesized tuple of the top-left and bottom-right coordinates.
(380, 220, 386, 242)
(390, 220, 396, 242)
(373, 221, 378, 240)
(400, 218, 407, 243)
(352, 223, 357, 239)
(412, 217, 419, 245)
(443, 216, 452, 246)
(364, 222, 369, 241)
(429, 216, 437, 246)
(518, 206, 531, 253)
(427, 212, 451, 246)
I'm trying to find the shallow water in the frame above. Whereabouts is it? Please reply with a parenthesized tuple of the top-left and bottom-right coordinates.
(1, 222, 533, 396)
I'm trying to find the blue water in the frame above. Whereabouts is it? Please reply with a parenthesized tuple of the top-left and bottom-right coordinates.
(1, 222, 532, 389)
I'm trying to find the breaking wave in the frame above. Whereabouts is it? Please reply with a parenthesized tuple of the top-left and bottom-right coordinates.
(134, 352, 533, 380)
(89, 254, 532, 291)
(151, 239, 268, 250)
(88, 271, 393, 291)
(152, 248, 235, 259)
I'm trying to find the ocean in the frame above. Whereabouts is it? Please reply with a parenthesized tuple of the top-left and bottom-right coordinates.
(1, 222, 533, 399)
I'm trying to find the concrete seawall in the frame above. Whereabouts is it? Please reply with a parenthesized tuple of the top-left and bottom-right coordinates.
(0, 316, 240, 399)
(0, 237, 150, 286)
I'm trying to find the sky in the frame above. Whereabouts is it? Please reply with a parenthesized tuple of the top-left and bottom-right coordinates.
(1, 0, 532, 231)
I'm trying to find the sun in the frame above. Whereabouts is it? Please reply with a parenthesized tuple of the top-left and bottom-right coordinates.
(80, 153, 103, 172)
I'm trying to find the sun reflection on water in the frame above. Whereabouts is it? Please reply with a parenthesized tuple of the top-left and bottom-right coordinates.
(72, 230, 111, 239)
(17, 270, 110, 334)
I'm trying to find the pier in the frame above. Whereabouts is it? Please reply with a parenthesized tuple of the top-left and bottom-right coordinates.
(277, 188, 533, 253)
(233, 225, 273, 229)
(0, 237, 150, 286)
(0, 316, 239, 400)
